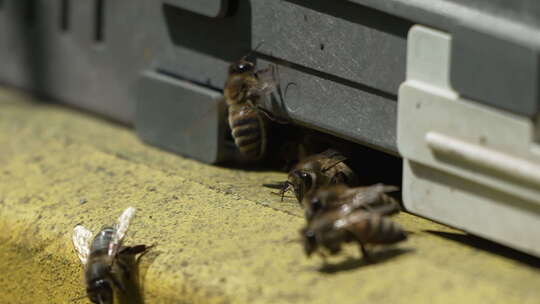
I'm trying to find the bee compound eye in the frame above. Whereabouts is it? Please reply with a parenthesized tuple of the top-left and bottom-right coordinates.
(300, 172, 313, 189)
(234, 62, 254, 74)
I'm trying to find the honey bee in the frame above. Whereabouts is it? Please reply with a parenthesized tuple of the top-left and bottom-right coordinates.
(300, 208, 407, 261)
(302, 183, 401, 221)
(280, 149, 358, 203)
(72, 207, 149, 304)
(224, 55, 277, 161)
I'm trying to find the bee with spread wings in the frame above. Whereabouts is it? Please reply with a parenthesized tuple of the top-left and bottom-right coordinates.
(302, 183, 401, 221)
(299, 185, 406, 262)
(72, 207, 149, 304)
(300, 207, 407, 262)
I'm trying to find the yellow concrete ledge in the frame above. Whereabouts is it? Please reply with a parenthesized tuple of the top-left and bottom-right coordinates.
(0, 87, 539, 303)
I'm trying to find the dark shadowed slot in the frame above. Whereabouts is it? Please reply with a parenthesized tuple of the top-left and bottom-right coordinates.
(163, 3, 251, 61)
(0, 1, 4, 10)
(256, 53, 398, 101)
(25, 0, 36, 27)
(94, 0, 105, 41)
(226, 0, 239, 16)
(60, 0, 70, 31)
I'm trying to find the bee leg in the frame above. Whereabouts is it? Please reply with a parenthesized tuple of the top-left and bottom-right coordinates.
(119, 244, 150, 256)
(109, 273, 127, 293)
(359, 244, 373, 263)
(257, 107, 290, 124)
(278, 182, 291, 202)
(246, 99, 289, 124)
(115, 258, 133, 281)
(255, 65, 273, 76)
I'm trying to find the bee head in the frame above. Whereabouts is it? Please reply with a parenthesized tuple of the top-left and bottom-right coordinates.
(87, 279, 113, 304)
(290, 170, 315, 202)
(303, 186, 343, 220)
(228, 59, 255, 75)
(300, 228, 318, 257)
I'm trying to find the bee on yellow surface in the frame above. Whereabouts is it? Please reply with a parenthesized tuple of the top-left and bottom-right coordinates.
(300, 207, 406, 262)
(72, 207, 150, 304)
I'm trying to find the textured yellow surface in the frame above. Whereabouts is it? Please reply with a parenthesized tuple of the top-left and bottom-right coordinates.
(0, 88, 539, 303)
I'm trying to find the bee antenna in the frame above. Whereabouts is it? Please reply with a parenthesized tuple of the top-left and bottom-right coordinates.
(70, 294, 87, 302)
(279, 181, 293, 202)
(254, 41, 265, 52)
(270, 191, 294, 199)
(262, 182, 286, 190)
(285, 237, 302, 244)
(241, 41, 266, 61)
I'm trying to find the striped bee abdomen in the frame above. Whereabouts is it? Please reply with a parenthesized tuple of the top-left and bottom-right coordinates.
(228, 104, 266, 160)
(354, 215, 407, 245)
(85, 227, 115, 287)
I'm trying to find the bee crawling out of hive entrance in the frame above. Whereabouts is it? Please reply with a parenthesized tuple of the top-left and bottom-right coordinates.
(224, 47, 408, 268)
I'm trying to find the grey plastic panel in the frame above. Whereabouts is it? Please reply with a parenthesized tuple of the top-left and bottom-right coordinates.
(253, 0, 411, 95)
(399, 25, 540, 257)
(151, 0, 402, 156)
(1, 0, 540, 160)
(156, 2, 252, 90)
(0, 0, 156, 124)
(136, 71, 228, 164)
(346, 0, 540, 117)
(164, 0, 230, 18)
(258, 59, 397, 154)
(347, 0, 540, 32)
(451, 25, 540, 117)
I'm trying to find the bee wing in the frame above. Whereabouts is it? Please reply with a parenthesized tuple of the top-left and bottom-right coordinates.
(349, 185, 401, 215)
(349, 187, 381, 207)
(372, 183, 400, 194)
(108, 206, 136, 257)
(319, 149, 342, 159)
(250, 67, 277, 97)
(320, 149, 347, 161)
(72, 225, 93, 265)
(319, 149, 347, 172)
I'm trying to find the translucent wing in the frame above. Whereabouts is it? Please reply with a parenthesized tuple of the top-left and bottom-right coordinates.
(249, 66, 277, 97)
(108, 206, 136, 257)
(320, 149, 347, 172)
(319, 149, 342, 159)
(348, 184, 400, 216)
(349, 184, 397, 207)
(72, 225, 93, 265)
